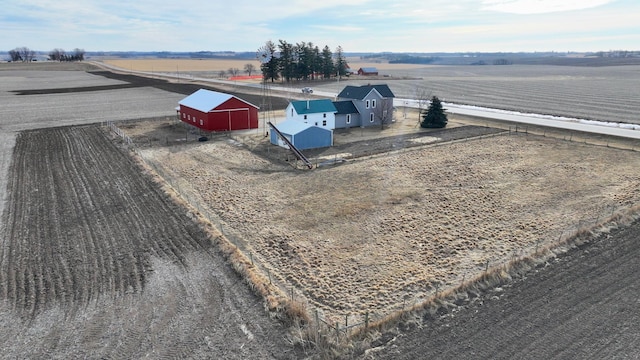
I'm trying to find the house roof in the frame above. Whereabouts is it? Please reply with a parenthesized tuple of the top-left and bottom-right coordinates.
(333, 100, 359, 115)
(337, 84, 395, 100)
(179, 88, 257, 112)
(290, 99, 337, 115)
(358, 67, 378, 73)
(274, 120, 332, 135)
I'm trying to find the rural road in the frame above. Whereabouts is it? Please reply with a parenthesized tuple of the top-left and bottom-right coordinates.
(97, 61, 640, 141)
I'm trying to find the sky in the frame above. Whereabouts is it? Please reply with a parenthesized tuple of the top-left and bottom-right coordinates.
(2, 0, 639, 53)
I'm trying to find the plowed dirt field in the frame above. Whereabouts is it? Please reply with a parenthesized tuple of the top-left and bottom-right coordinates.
(0, 126, 301, 359)
(369, 218, 640, 359)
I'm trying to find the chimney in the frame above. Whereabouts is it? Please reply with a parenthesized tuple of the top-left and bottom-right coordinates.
(306, 100, 309, 109)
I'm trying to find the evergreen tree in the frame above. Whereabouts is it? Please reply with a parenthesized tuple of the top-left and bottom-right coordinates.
(259, 40, 279, 82)
(278, 40, 295, 83)
(321, 45, 335, 79)
(420, 96, 448, 128)
(334, 46, 348, 79)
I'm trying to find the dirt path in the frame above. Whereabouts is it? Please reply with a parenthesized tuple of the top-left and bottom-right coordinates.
(368, 219, 640, 359)
(0, 126, 301, 359)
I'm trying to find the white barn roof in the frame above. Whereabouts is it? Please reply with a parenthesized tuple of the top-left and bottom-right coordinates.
(275, 120, 315, 135)
(178, 89, 234, 112)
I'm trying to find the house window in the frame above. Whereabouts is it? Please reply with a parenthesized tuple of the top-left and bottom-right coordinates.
(315, 122, 318, 126)
(322, 120, 327, 126)
(188, 114, 191, 120)
(200, 119, 203, 126)
(182, 113, 186, 119)
(304, 115, 307, 120)
(366, 100, 370, 109)
(370, 113, 374, 122)
(372, 99, 376, 108)
(291, 108, 294, 117)
(346, 114, 351, 124)
(323, 113, 327, 118)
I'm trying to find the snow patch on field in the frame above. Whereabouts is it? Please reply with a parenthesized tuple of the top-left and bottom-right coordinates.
(452, 104, 640, 131)
(410, 136, 441, 144)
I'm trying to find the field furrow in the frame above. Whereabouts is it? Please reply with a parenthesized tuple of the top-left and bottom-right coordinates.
(0, 124, 296, 358)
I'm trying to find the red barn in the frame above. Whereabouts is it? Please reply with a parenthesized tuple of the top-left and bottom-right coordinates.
(178, 89, 259, 131)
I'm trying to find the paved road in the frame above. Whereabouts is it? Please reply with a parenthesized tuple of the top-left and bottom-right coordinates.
(438, 101, 640, 140)
(95, 61, 640, 140)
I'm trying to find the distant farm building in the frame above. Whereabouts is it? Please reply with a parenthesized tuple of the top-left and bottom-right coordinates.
(270, 120, 333, 150)
(357, 67, 378, 76)
(178, 89, 259, 131)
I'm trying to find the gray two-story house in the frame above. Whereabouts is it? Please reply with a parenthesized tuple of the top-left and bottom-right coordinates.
(336, 84, 395, 128)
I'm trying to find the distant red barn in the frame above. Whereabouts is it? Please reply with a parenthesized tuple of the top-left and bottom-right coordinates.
(357, 67, 378, 76)
(178, 89, 259, 131)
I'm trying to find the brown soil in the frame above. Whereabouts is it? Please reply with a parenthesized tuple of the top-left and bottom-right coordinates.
(0, 126, 302, 359)
(369, 217, 640, 359)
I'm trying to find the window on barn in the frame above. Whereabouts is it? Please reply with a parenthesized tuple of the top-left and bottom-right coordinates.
(200, 119, 203, 126)
(366, 100, 370, 108)
(346, 114, 351, 124)
(372, 99, 376, 108)
(182, 113, 186, 119)
(370, 113, 374, 122)
(188, 115, 191, 120)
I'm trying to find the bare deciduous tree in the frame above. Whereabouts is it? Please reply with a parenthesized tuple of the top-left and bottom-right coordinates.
(414, 86, 433, 127)
(243, 63, 255, 76)
(8, 49, 21, 62)
(72, 48, 85, 61)
(49, 48, 66, 61)
(227, 67, 240, 77)
(19, 47, 35, 62)
(373, 98, 395, 130)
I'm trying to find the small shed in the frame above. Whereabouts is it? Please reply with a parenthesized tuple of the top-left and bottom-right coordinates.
(178, 89, 259, 132)
(357, 67, 378, 75)
(270, 120, 333, 150)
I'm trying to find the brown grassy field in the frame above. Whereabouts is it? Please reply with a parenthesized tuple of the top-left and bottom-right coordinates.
(128, 116, 640, 325)
(102, 58, 427, 73)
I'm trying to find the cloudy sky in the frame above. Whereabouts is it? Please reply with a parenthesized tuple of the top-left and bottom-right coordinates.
(2, 0, 638, 53)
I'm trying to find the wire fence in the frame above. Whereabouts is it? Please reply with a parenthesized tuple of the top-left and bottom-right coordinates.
(103, 120, 637, 344)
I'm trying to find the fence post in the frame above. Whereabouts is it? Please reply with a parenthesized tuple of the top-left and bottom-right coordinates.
(335, 322, 340, 344)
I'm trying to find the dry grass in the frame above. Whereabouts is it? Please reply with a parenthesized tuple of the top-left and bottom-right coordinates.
(103, 58, 262, 73)
(135, 130, 640, 327)
(113, 117, 640, 355)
